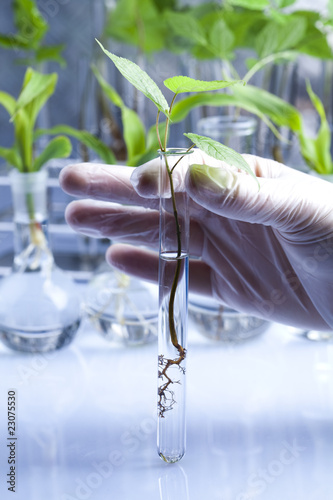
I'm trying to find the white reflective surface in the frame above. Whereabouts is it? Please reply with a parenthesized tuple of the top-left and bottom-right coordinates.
(0, 320, 332, 500)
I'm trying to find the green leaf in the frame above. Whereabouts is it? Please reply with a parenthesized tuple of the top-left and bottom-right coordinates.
(33, 136, 72, 172)
(164, 75, 242, 94)
(228, 0, 269, 9)
(169, 89, 294, 143)
(14, 107, 34, 171)
(295, 13, 333, 59)
(232, 84, 302, 132)
(152, 0, 176, 11)
(184, 133, 258, 183)
(0, 91, 17, 117)
(5, 68, 57, 172)
(306, 80, 327, 124)
(223, 9, 266, 51)
(0, 34, 29, 49)
(255, 23, 277, 59)
(170, 93, 237, 123)
(35, 45, 66, 66)
(17, 68, 57, 111)
(277, 0, 297, 7)
(12, 68, 57, 127)
(170, 85, 300, 132)
(297, 81, 333, 174)
(164, 10, 207, 47)
(13, 0, 48, 48)
(92, 65, 146, 164)
(131, 149, 159, 166)
(104, 0, 167, 53)
(35, 126, 117, 165)
(297, 35, 333, 59)
(96, 40, 169, 117)
(13, 69, 58, 168)
(0, 1, 65, 65)
(122, 107, 146, 165)
(0, 146, 23, 170)
(255, 16, 307, 58)
(0, 67, 62, 173)
(209, 19, 235, 59)
(128, 121, 166, 166)
(92, 65, 123, 108)
(0, 0, 52, 58)
(277, 16, 308, 52)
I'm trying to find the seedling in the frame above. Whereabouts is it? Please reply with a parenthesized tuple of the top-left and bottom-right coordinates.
(96, 39, 258, 442)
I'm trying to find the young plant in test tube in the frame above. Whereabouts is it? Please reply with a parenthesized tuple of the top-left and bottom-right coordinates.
(96, 40, 257, 463)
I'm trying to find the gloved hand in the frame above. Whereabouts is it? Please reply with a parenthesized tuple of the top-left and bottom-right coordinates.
(59, 151, 333, 330)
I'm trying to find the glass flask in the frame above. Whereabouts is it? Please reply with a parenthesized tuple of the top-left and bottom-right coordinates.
(0, 169, 82, 352)
(189, 116, 269, 343)
(157, 149, 191, 463)
(84, 261, 159, 346)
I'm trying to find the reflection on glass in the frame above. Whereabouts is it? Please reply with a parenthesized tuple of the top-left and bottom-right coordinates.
(159, 465, 189, 500)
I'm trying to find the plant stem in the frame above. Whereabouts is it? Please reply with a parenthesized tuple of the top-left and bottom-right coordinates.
(164, 155, 182, 350)
(158, 151, 187, 415)
(25, 187, 46, 248)
(156, 111, 163, 151)
(243, 50, 294, 84)
(26, 192, 35, 221)
(163, 93, 178, 151)
(158, 94, 188, 419)
(171, 144, 195, 174)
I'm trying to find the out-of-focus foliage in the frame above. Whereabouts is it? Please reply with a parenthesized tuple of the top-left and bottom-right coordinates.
(0, 68, 71, 172)
(100, 0, 333, 172)
(0, 0, 65, 66)
(104, 0, 333, 63)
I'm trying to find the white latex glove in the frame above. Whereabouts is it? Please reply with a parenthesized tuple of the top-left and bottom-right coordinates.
(59, 152, 333, 330)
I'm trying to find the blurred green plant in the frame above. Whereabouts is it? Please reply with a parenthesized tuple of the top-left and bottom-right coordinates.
(163, 0, 333, 173)
(98, 0, 333, 166)
(164, 0, 333, 65)
(91, 64, 163, 165)
(0, 67, 115, 172)
(86, 0, 333, 176)
(104, 0, 333, 63)
(169, 79, 333, 174)
(297, 81, 333, 175)
(0, 0, 65, 66)
(104, 0, 178, 54)
(0, 67, 71, 172)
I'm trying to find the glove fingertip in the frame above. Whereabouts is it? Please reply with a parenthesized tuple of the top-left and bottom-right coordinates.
(130, 160, 160, 198)
(187, 163, 238, 199)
